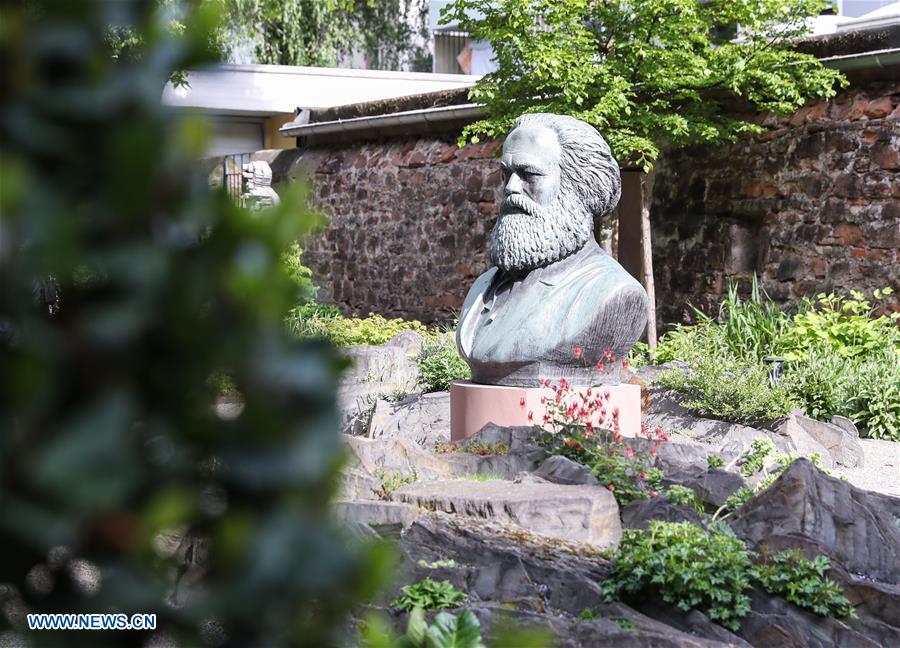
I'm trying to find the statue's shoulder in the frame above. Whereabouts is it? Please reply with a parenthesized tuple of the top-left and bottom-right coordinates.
(576, 248, 649, 308)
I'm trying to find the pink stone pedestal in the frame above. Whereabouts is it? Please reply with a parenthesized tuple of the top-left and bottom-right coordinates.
(450, 380, 641, 443)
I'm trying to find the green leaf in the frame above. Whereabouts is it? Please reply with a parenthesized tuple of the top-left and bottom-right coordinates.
(425, 610, 484, 648)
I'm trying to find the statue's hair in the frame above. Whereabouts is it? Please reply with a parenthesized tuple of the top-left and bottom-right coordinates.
(511, 113, 621, 223)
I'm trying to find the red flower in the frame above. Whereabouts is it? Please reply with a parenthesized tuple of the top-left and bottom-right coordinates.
(527, 411, 534, 421)
(614, 433, 623, 443)
(596, 361, 605, 372)
(604, 347, 613, 360)
(607, 484, 615, 491)
(638, 471, 646, 479)
(625, 446, 634, 457)
(650, 448, 657, 457)
(519, 397, 526, 408)
(622, 359, 629, 369)
(574, 345, 583, 358)
(649, 490, 658, 497)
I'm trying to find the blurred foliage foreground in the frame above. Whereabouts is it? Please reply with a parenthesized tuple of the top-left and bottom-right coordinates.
(0, 1, 391, 645)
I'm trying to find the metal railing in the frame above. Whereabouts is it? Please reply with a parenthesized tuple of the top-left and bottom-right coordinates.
(223, 153, 252, 204)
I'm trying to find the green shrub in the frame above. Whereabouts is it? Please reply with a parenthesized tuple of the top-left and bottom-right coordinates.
(283, 241, 318, 303)
(653, 321, 728, 364)
(375, 468, 418, 499)
(392, 578, 468, 612)
(658, 354, 796, 425)
(603, 521, 754, 631)
(289, 309, 429, 346)
(665, 485, 704, 513)
(846, 349, 900, 440)
(785, 346, 900, 440)
(1, 2, 386, 644)
(779, 288, 898, 361)
(417, 334, 471, 392)
(603, 522, 856, 631)
(707, 454, 725, 469)
(362, 607, 485, 648)
(752, 551, 856, 619)
(740, 438, 775, 477)
(626, 341, 652, 370)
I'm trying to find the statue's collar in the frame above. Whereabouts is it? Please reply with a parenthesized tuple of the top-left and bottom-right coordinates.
(517, 239, 603, 287)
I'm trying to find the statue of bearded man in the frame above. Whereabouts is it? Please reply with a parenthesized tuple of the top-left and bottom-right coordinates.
(456, 113, 649, 387)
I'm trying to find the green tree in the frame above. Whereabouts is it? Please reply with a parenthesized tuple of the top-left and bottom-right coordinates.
(226, 0, 432, 71)
(0, 1, 388, 645)
(442, 0, 845, 343)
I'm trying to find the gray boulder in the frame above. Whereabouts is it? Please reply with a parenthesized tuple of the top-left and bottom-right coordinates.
(337, 331, 424, 435)
(394, 479, 621, 548)
(738, 588, 889, 648)
(369, 391, 451, 447)
(333, 500, 419, 534)
(620, 496, 707, 530)
(469, 603, 745, 648)
(400, 511, 611, 614)
(643, 387, 799, 459)
(777, 413, 864, 468)
(533, 455, 598, 486)
(730, 459, 900, 585)
(343, 434, 455, 482)
(662, 467, 748, 509)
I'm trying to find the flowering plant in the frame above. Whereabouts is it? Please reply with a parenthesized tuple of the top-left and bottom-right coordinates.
(530, 352, 667, 505)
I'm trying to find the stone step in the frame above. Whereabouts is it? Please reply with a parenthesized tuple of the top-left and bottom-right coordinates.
(393, 478, 621, 548)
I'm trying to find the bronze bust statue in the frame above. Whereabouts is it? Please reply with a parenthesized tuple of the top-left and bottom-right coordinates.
(456, 113, 649, 387)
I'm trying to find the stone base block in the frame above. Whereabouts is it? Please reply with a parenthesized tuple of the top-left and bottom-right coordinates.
(450, 380, 641, 442)
(394, 479, 621, 548)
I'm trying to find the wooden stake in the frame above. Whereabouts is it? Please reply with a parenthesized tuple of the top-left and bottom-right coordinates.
(640, 169, 658, 348)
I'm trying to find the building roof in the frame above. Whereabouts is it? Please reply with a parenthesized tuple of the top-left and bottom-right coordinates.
(161, 64, 480, 116)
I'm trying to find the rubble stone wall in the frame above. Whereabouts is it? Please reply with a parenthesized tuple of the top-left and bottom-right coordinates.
(270, 80, 899, 325)
(651, 81, 900, 324)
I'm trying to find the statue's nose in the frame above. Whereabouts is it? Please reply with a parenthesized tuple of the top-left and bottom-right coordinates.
(504, 173, 522, 197)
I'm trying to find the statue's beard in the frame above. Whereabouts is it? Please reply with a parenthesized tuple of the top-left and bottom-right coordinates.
(489, 193, 593, 273)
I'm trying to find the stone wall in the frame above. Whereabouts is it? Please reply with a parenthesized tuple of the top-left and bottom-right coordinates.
(280, 139, 502, 323)
(271, 80, 899, 325)
(651, 81, 900, 324)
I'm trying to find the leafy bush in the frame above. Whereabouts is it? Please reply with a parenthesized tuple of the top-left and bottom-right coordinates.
(707, 454, 725, 469)
(658, 354, 796, 425)
(392, 578, 468, 612)
(603, 521, 755, 631)
(753, 551, 856, 619)
(785, 346, 900, 440)
(603, 522, 856, 631)
(362, 607, 486, 648)
(289, 308, 429, 346)
(417, 333, 471, 392)
(283, 241, 318, 303)
(666, 485, 704, 513)
(626, 341, 652, 370)
(0, 2, 387, 644)
(779, 289, 898, 361)
(740, 438, 775, 477)
(653, 321, 728, 364)
(652, 282, 898, 437)
(375, 468, 419, 499)
(846, 349, 900, 440)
